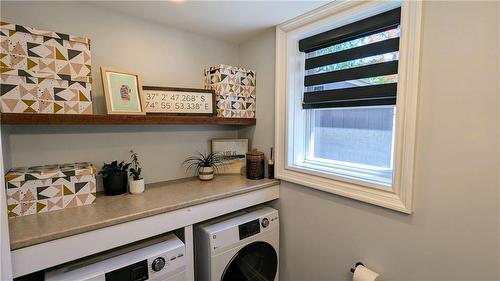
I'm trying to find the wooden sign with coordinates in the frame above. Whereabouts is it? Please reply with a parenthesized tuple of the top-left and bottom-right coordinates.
(142, 86, 215, 115)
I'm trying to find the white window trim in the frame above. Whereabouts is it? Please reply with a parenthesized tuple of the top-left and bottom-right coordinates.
(275, 1, 422, 213)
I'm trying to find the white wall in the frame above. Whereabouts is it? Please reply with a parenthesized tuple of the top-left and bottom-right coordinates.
(1, 1, 240, 184)
(1, 1, 240, 114)
(4, 125, 237, 185)
(239, 1, 500, 280)
(238, 29, 276, 165)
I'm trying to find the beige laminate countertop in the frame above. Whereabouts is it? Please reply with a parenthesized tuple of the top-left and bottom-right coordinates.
(9, 175, 280, 250)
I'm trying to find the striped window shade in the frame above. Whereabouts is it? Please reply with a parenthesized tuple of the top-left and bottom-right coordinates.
(299, 7, 402, 109)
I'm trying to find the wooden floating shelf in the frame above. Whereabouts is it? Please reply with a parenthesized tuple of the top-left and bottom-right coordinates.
(0, 113, 256, 126)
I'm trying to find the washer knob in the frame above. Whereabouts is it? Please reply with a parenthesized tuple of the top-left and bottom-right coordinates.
(152, 257, 165, 272)
(261, 218, 270, 228)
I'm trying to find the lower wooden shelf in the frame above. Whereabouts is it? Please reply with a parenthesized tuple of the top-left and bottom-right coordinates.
(0, 113, 256, 126)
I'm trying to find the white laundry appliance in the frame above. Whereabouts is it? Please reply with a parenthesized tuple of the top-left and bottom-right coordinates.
(195, 206, 279, 281)
(45, 233, 186, 281)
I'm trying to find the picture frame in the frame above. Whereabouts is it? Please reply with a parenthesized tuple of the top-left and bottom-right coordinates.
(211, 139, 249, 174)
(100, 67, 146, 115)
(142, 86, 216, 116)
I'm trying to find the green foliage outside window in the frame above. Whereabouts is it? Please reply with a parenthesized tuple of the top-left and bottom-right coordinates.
(307, 27, 401, 85)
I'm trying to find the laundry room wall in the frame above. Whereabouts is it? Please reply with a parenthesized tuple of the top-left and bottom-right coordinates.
(1, 1, 240, 185)
(238, 29, 276, 163)
(238, 1, 500, 280)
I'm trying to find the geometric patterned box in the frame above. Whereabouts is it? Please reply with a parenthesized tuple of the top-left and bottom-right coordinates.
(204, 64, 256, 118)
(5, 162, 96, 218)
(0, 22, 93, 114)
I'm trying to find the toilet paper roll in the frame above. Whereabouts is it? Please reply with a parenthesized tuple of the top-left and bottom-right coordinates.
(353, 265, 381, 281)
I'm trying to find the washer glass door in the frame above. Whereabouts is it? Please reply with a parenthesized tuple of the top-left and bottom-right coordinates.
(221, 241, 278, 281)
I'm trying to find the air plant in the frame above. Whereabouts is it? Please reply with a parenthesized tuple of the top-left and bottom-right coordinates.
(129, 150, 142, 181)
(182, 152, 225, 176)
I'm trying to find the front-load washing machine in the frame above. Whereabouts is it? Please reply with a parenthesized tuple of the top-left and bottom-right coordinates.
(195, 206, 279, 281)
(45, 233, 186, 281)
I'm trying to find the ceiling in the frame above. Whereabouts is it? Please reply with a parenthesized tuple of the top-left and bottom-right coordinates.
(89, 1, 329, 44)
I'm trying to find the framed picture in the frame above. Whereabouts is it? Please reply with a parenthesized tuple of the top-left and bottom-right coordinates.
(100, 67, 145, 115)
(211, 139, 248, 174)
(142, 86, 215, 116)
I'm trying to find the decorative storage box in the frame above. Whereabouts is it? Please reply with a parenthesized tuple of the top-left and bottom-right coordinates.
(5, 162, 96, 218)
(204, 64, 256, 118)
(0, 22, 93, 114)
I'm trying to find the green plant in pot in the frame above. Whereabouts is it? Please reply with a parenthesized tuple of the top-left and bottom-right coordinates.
(183, 152, 224, 181)
(129, 150, 144, 194)
(99, 160, 130, 195)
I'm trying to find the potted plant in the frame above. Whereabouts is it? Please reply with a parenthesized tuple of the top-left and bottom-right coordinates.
(129, 150, 144, 194)
(99, 160, 130, 196)
(183, 152, 224, 181)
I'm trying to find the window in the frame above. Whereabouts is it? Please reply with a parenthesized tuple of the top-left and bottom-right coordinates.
(275, 1, 422, 213)
(305, 106, 396, 186)
(297, 8, 402, 187)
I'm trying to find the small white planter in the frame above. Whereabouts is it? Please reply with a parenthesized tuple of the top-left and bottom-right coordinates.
(199, 166, 214, 181)
(129, 178, 145, 194)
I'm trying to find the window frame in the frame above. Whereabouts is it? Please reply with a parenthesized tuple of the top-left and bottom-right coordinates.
(275, 1, 422, 213)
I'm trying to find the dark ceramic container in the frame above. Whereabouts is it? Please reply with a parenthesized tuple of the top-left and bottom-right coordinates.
(103, 172, 128, 195)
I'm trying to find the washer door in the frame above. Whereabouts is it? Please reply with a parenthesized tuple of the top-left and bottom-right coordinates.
(221, 241, 278, 281)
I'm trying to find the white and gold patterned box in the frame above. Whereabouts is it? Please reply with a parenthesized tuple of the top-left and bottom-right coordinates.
(0, 22, 93, 114)
(204, 64, 256, 118)
(5, 162, 96, 218)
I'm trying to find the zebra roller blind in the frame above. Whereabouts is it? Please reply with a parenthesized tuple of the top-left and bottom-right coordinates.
(300, 7, 401, 109)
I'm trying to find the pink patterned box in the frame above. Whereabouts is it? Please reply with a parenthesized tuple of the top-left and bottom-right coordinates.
(0, 22, 93, 114)
(5, 162, 96, 218)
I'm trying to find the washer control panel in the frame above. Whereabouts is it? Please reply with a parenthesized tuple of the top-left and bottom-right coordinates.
(207, 207, 279, 251)
(147, 249, 185, 279)
(236, 211, 279, 241)
(238, 219, 261, 240)
(261, 218, 270, 228)
(151, 257, 166, 272)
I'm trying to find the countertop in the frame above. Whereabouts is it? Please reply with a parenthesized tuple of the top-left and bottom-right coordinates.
(9, 175, 280, 250)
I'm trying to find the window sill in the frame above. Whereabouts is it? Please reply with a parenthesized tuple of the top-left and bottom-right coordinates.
(299, 158, 393, 187)
(277, 166, 411, 213)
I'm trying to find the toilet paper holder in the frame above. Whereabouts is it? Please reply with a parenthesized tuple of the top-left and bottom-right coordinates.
(350, 262, 365, 273)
